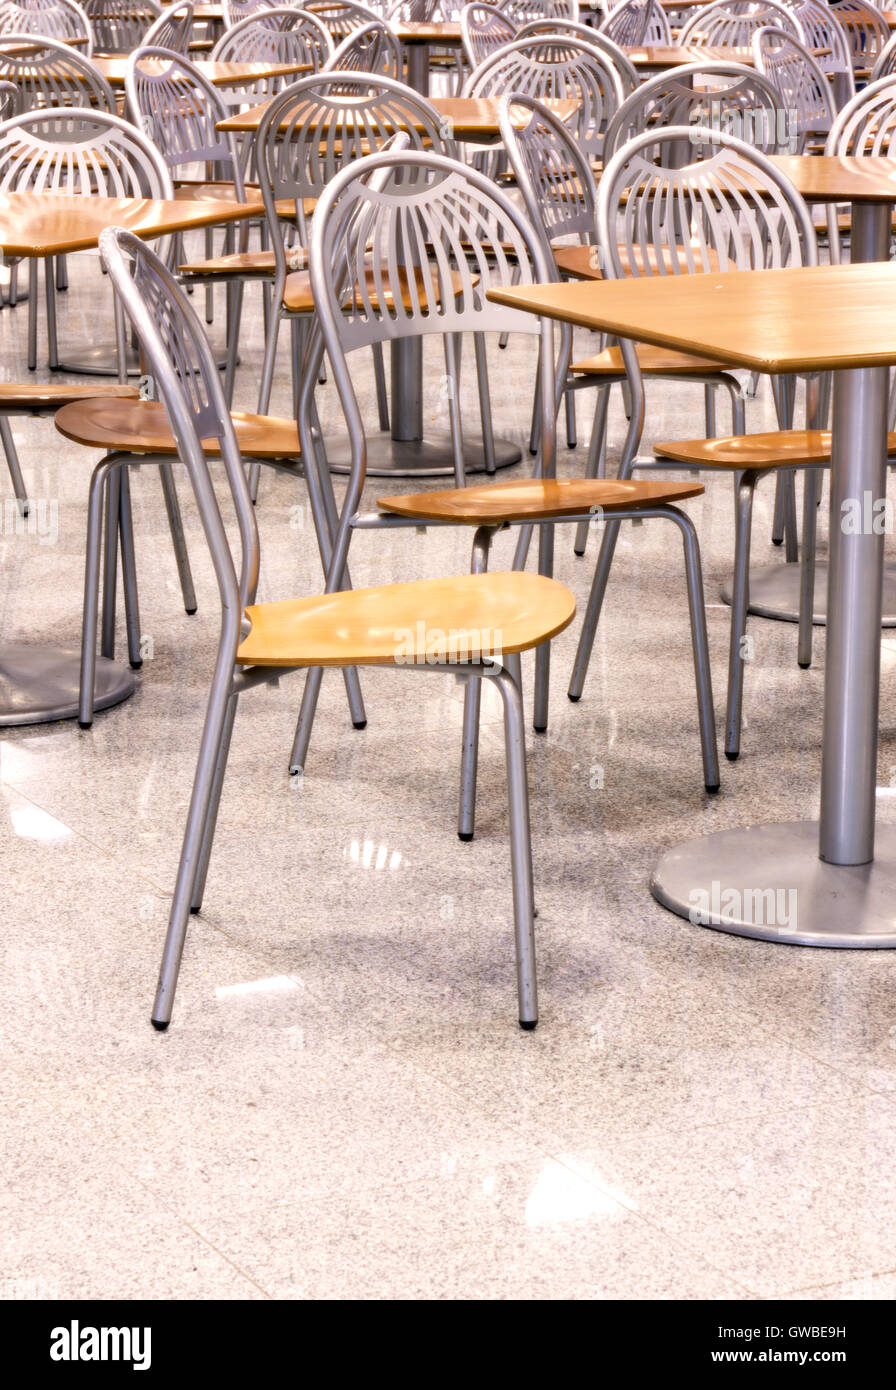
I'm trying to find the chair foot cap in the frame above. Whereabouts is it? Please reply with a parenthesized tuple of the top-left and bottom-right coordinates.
(519, 1019, 538, 1031)
(724, 750, 739, 762)
(78, 720, 92, 730)
(130, 660, 143, 671)
(151, 1018, 169, 1032)
(533, 724, 547, 734)
(458, 831, 474, 842)
(353, 720, 367, 730)
(706, 782, 720, 794)
(798, 661, 811, 670)
(186, 607, 198, 616)
(771, 538, 783, 546)
(567, 693, 581, 703)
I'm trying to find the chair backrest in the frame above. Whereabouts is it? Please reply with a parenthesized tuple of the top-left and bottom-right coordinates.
(254, 70, 454, 260)
(753, 25, 834, 147)
(0, 77, 18, 117)
(306, 0, 381, 46)
(125, 46, 243, 192)
(460, 3, 517, 70)
(308, 147, 558, 520)
(387, 0, 461, 18)
(830, 0, 889, 74)
(597, 125, 818, 284)
(0, 0, 93, 54)
(222, 0, 277, 25)
(212, 6, 333, 67)
(500, 0, 579, 24)
(0, 104, 172, 196)
(782, 0, 853, 92)
(600, 0, 670, 47)
(604, 58, 791, 158)
(679, 0, 803, 50)
(516, 17, 637, 91)
(0, 31, 116, 108)
(143, 0, 194, 54)
(499, 89, 597, 252)
(324, 17, 402, 76)
(82, 0, 162, 53)
(99, 226, 259, 635)
(826, 70, 896, 156)
(463, 34, 624, 160)
(871, 29, 896, 81)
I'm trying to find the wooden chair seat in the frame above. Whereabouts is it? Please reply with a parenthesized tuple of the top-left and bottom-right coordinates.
(653, 429, 849, 470)
(180, 248, 278, 278)
(0, 382, 139, 414)
(376, 476, 704, 525)
(236, 570, 577, 669)
(553, 243, 728, 282)
(572, 344, 733, 377)
(282, 264, 468, 314)
(173, 185, 316, 219)
(54, 398, 301, 460)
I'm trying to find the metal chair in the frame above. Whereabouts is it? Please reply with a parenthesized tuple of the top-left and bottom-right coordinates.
(143, 0, 195, 52)
(599, 0, 670, 47)
(97, 219, 577, 1033)
(515, 17, 638, 93)
(324, 16, 403, 76)
(82, 0, 161, 52)
(287, 145, 717, 822)
(462, 34, 624, 164)
(679, 0, 804, 50)
(0, 32, 116, 109)
(871, 29, 896, 81)
(830, 0, 890, 78)
(306, 0, 382, 46)
(0, 106, 198, 706)
(211, 5, 333, 67)
(0, 0, 93, 53)
(221, 0, 277, 23)
(570, 125, 820, 761)
(125, 45, 274, 403)
(501, 0, 579, 23)
(778, 0, 854, 101)
(752, 25, 836, 151)
(460, 2, 517, 70)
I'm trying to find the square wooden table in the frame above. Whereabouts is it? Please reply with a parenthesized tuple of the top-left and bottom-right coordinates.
(0, 189, 263, 727)
(488, 262, 896, 946)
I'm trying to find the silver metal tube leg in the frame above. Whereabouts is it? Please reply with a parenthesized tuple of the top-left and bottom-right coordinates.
(819, 363, 889, 865)
(671, 509, 719, 791)
(704, 383, 717, 437)
(565, 387, 576, 449)
(159, 462, 197, 615)
(101, 466, 121, 659)
(289, 666, 323, 775)
(79, 459, 114, 728)
(494, 660, 538, 1029)
(443, 333, 465, 490)
(190, 691, 239, 914)
(798, 467, 821, 669)
(118, 467, 142, 670)
(725, 473, 757, 761)
(0, 415, 28, 514)
(27, 260, 37, 371)
(458, 525, 494, 841)
(44, 260, 59, 371)
(533, 524, 554, 732)
(473, 332, 497, 475)
(372, 343, 390, 434)
(568, 517, 622, 702)
(573, 386, 610, 556)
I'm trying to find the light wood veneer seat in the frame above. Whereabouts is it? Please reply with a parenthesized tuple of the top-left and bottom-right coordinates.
(653, 428, 896, 468)
(54, 398, 302, 460)
(573, 345, 734, 376)
(237, 571, 576, 668)
(0, 382, 139, 412)
(376, 476, 705, 525)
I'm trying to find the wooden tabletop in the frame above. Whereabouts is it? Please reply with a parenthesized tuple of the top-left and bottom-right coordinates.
(392, 21, 463, 45)
(93, 57, 312, 87)
(0, 191, 264, 257)
(217, 94, 577, 138)
(768, 155, 896, 204)
(623, 44, 754, 69)
(487, 263, 896, 375)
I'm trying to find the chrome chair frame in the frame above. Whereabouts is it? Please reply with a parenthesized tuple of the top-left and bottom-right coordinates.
(599, 0, 670, 47)
(143, 0, 195, 53)
(82, 0, 161, 52)
(460, 1, 517, 70)
(0, 0, 94, 53)
(515, 17, 638, 94)
(678, 0, 805, 49)
(324, 15, 403, 76)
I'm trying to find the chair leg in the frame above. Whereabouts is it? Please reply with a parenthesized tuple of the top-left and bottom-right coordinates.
(565, 388, 576, 450)
(458, 525, 494, 841)
(159, 462, 197, 616)
(151, 662, 239, 1030)
(221, 278, 244, 408)
(44, 260, 59, 371)
(372, 343, 390, 433)
(473, 332, 497, 476)
(56, 255, 68, 292)
(190, 690, 239, 914)
(443, 333, 465, 489)
(533, 524, 554, 733)
(79, 457, 116, 728)
(704, 383, 717, 437)
(27, 260, 38, 371)
(528, 358, 542, 457)
(798, 468, 821, 670)
(568, 517, 622, 702)
(289, 666, 324, 775)
(118, 466, 143, 670)
(0, 415, 29, 515)
(573, 385, 610, 557)
(101, 466, 121, 659)
(493, 655, 538, 1030)
(725, 472, 758, 761)
(666, 508, 719, 791)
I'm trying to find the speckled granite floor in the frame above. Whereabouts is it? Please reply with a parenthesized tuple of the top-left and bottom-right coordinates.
(2, 230, 896, 1301)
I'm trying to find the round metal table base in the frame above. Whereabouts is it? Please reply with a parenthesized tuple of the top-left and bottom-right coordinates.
(720, 561, 896, 626)
(0, 644, 136, 726)
(325, 430, 523, 478)
(651, 819, 896, 947)
(53, 341, 232, 378)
